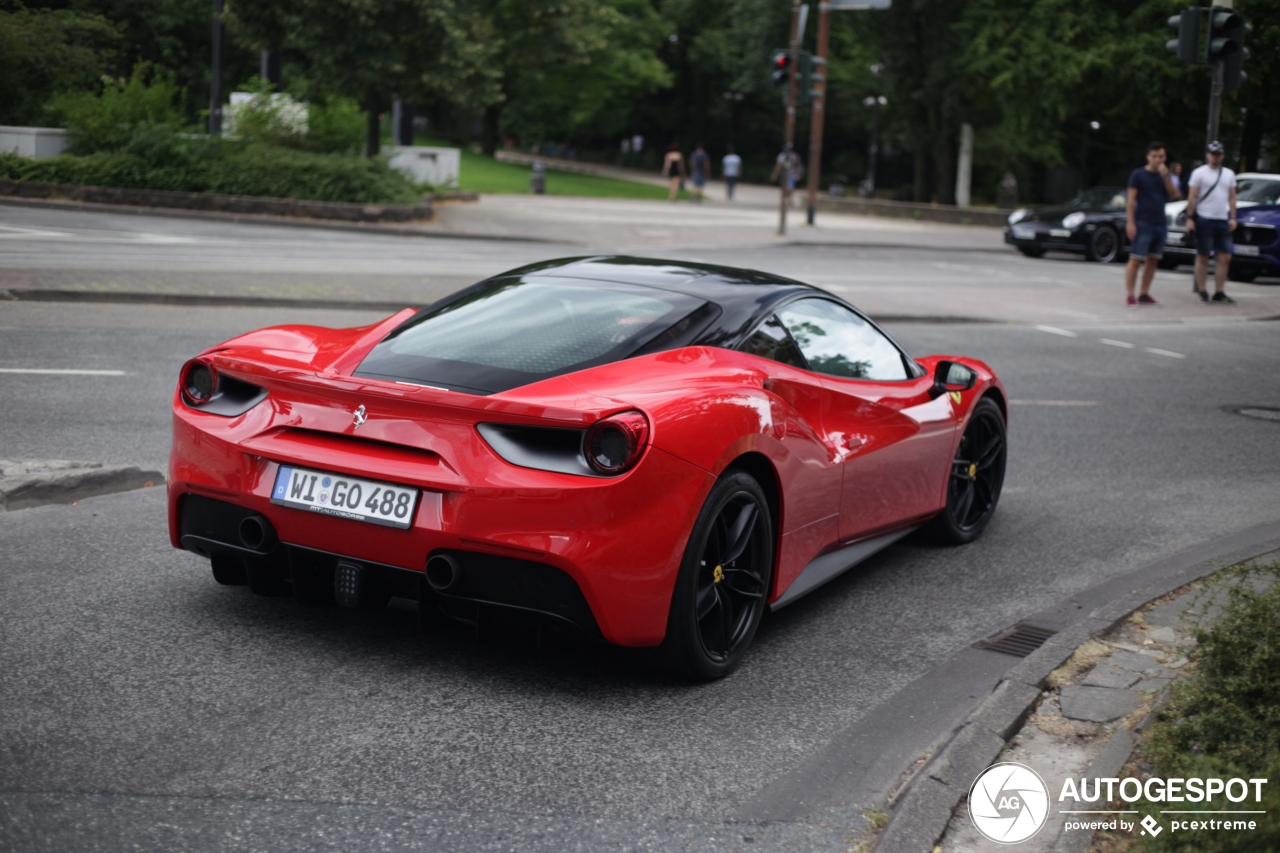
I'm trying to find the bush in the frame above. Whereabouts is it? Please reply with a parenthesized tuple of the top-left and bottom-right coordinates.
(0, 131, 421, 205)
(1138, 561, 1280, 853)
(300, 97, 365, 155)
(48, 64, 181, 154)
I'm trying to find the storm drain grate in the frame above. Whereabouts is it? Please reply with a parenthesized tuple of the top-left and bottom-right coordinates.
(1228, 406, 1280, 423)
(972, 622, 1057, 657)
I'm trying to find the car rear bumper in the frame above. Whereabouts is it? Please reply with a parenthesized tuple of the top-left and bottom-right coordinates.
(169, 403, 715, 646)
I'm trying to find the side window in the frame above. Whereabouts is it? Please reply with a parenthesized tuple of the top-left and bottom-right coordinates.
(777, 298, 909, 381)
(739, 315, 807, 369)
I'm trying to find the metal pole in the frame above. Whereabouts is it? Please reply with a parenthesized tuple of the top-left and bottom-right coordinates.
(806, 3, 831, 225)
(1206, 61, 1224, 149)
(865, 104, 879, 197)
(209, 0, 224, 136)
(779, 0, 801, 236)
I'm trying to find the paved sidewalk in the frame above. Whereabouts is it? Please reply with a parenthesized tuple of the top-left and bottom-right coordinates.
(880, 551, 1279, 853)
(431, 193, 1008, 251)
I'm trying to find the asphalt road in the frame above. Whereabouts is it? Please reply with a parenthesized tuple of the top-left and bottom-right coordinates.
(2, 206, 1280, 853)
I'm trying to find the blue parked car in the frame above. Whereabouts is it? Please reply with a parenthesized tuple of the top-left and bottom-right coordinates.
(1228, 204, 1280, 283)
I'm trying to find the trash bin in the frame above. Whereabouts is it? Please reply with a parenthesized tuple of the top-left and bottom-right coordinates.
(530, 162, 546, 194)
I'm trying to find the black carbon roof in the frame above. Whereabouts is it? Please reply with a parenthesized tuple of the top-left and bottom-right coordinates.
(508, 255, 824, 348)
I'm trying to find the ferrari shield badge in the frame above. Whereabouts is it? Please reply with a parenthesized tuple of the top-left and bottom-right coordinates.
(949, 390, 963, 405)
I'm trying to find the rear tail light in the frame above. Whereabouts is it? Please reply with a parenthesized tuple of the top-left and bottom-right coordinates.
(180, 358, 218, 405)
(584, 411, 649, 475)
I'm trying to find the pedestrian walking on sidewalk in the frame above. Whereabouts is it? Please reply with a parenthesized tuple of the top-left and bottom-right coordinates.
(1185, 140, 1239, 305)
(689, 143, 710, 202)
(722, 146, 742, 201)
(770, 144, 803, 208)
(662, 143, 685, 202)
(1124, 141, 1181, 308)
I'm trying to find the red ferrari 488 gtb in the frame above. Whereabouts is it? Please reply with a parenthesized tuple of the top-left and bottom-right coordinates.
(169, 257, 1006, 678)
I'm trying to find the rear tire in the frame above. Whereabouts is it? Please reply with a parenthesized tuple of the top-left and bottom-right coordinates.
(1158, 256, 1180, 270)
(662, 471, 773, 680)
(928, 398, 1006, 545)
(1084, 226, 1119, 263)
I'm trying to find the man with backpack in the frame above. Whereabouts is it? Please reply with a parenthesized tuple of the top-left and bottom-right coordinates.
(1185, 140, 1239, 305)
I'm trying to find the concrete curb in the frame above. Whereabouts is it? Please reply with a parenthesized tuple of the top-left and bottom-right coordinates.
(0, 287, 423, 313)
(1052, 729, 1135, 853)
(0, 462, 165, 510)
(0, 195, 563, 244)
(871, 532, 1280, 853)
(0, 178, 434, 223)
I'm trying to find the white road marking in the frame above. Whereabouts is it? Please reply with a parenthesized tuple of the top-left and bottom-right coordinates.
(1034, 325, 1078, 337)
(0, 368, 127, 375)
(1145, 347, 1186, 359)
(1009, 400, 1099, 406)
(1099, 339, 1135, 348)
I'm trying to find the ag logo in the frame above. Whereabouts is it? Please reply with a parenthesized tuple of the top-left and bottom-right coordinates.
(969, 762, 1050, 844)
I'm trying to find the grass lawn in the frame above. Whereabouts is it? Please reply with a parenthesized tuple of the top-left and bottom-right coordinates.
(409, 136, 687, 200)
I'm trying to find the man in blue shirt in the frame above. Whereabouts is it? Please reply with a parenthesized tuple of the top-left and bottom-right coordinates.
(1124, 141, 1182, 307)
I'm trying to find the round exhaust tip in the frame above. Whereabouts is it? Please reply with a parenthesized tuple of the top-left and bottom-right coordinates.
(238, 515, 269, 551)
(425, 553, 462, 591)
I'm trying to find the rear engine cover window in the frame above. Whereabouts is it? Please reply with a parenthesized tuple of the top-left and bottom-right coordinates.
(777, 298, 909, 381)
(355, 278, 706, 394)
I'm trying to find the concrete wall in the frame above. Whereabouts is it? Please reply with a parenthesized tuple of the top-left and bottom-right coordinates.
(0, 127, 68, 160)
(387, 146, 460, 189)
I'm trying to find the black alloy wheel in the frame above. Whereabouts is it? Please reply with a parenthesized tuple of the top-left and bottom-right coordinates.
(930, 397, 1006, 545)
(1085, 225, 1120, 263)
(663, 471, 773, 679)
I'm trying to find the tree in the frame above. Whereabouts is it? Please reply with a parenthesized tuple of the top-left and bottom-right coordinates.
(478, 0, 671, 155)
(0, 2, 118, 126)
(230, 0, 500, 156)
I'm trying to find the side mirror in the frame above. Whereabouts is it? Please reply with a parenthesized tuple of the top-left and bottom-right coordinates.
(928, 360, 977, 399)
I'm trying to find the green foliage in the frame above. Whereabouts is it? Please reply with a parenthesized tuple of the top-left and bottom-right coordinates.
(211, 77, 364, 154)
(0, 130, 420, 204)
(230, 0, 502, 154)
(48, 63, 182, 153)
(0, 2, 118, 126)
(423, 138, 681, 199)
(1137, 561, 1280, 853)
(302, 98, 365, 155)
(488, 0, 672, 143)
(1146, 564, 1280, 775)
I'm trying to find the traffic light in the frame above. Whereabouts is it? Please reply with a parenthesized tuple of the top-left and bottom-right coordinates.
(771, 51, 792, 88)
(1166, 7, 1204, 64)
(800, 53, 826, 104)
(1223, 16, 1250, 89)
(1205, 6, 1243, 64)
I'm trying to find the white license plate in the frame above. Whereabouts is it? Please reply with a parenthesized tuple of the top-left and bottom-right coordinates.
(1049, 229, 1072, 238)
(1012, 225, 1036, 240)
(1235, 245, 1259, 256)
(271, 465, 419, 529)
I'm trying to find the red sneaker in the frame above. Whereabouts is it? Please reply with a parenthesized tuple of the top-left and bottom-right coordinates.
(1137, 294, 1160, 306)
(1126, 295, 1137, 308)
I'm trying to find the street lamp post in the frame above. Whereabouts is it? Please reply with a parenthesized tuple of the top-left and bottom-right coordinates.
(802, 0, 892, 226)
(1079, 120, 1100, 195)
(778, 0, 803, 236)
(209, 0, 224, 136)
(860, 94, 886, 198)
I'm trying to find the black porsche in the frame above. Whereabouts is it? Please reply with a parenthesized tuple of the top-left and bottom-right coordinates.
(1004, 187, 1130, 263)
